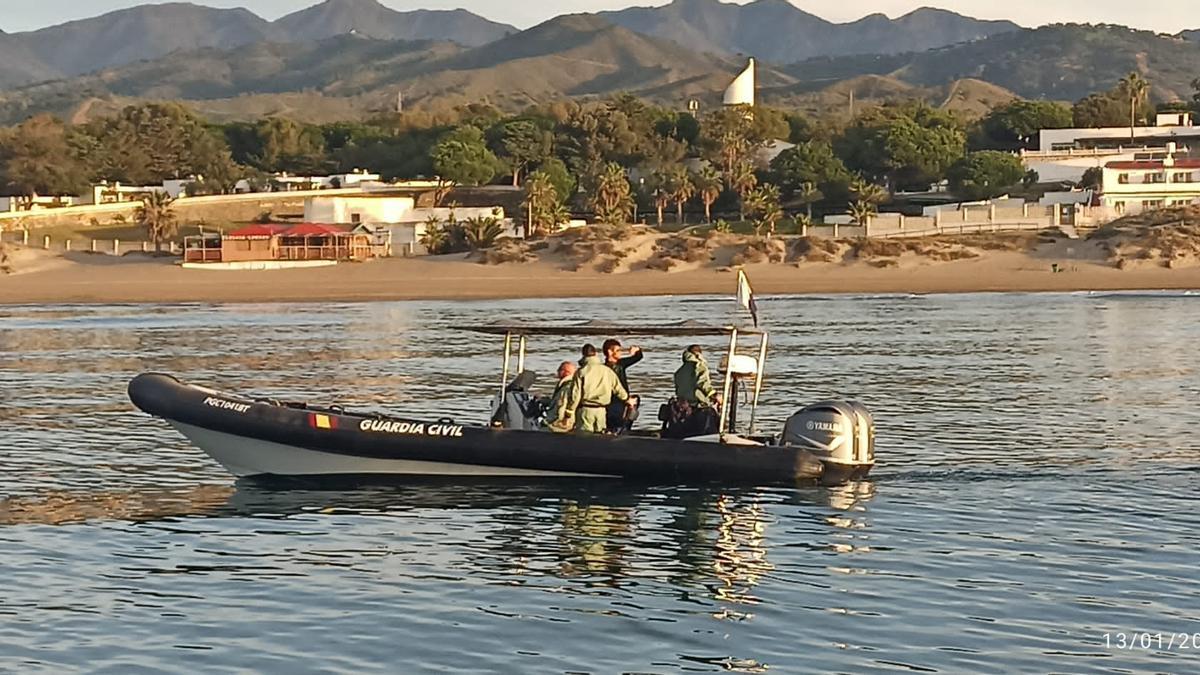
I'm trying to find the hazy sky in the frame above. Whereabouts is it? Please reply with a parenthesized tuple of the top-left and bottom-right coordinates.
(0, 0, 1196, 33)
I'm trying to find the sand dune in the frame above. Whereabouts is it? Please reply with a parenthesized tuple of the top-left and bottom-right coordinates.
(3, 229, 1200, 305)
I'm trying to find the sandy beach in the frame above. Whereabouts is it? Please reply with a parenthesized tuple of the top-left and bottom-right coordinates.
(2, 240, 1199, 304)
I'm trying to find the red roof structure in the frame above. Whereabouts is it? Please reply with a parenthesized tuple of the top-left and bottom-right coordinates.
(226, 224, 289, 238)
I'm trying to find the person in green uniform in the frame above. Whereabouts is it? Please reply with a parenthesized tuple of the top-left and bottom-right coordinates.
(603, 338, 642, 433)
(667, 344, 721, 437)
(674, 345, 720, 409)
(545, 361, 578, 433)
(565, 344, 631, 434)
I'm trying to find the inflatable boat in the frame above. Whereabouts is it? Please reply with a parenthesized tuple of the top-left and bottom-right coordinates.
(128, 318, 876, 485)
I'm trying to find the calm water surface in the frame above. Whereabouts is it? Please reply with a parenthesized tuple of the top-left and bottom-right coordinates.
(1, 293, 1198, 673)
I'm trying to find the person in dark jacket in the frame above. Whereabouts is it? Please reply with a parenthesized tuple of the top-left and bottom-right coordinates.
(603, 338, 642, 433)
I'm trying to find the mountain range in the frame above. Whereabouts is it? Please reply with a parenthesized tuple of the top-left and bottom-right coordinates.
(0, 0, 1197, 126)
(0, 0, 1021, 89)
(0, 0, 515, 87)
(599, 0, 1020, 64)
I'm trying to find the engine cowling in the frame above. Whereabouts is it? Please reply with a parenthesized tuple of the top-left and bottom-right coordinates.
(781, 400, 875, 468)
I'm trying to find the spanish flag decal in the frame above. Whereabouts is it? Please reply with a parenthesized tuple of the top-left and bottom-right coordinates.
(309, 413, 337, 430)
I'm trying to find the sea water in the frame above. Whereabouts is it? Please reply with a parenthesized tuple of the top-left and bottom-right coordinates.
(1, 293, 1197, 673)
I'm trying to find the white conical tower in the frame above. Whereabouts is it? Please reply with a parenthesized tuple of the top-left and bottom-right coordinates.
(723, 58, 755, 107)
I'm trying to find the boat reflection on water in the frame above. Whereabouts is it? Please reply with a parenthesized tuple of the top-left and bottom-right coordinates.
(221, 477, 880, 609)
(0, 477, 876, 616)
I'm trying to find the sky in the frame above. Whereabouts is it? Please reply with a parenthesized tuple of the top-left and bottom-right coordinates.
(0, 0, 1196, 34)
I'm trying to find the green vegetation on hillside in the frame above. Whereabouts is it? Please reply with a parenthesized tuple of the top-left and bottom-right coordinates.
(2, 69, 1197, 247)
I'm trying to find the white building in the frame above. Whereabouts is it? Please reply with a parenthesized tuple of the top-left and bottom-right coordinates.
(304, 194, 511, 255)
(1038, 112, 1200, 152)
(0, 195, 80, 212)
(305, 195, 416, 226)
(1099, 144, 1200, 215)
(1020, 146, 1181, 184)
(234, 169, 383, 194)
(87, 182, 165, 204)
(920, 197, 1025, 218)
(1039, 189, 1094, 208)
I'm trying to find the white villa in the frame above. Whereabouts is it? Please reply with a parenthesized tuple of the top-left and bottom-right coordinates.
(1038, 113, 1200, 152)
(1099, 143, 1200, 216)
(303, 194, 512, 255)
(1023, 113, 1200, 183)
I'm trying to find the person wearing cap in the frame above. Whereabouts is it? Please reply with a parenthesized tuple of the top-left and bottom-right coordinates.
(603, 338, 642, 433)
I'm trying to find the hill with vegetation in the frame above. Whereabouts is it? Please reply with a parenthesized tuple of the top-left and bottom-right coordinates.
(0, 0, 1021, 92)
(273, 0, 513, 45)
(0, 0, 513, 88)
(0, 12, 1033, 126)
(785, 24, 1200, 101)
(0, 16, 801, 124)
(598, 0, 1019, 64)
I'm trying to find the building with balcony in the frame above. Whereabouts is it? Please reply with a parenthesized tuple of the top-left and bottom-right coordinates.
(1099, 143, 1200, 215)
(1039, 112, 1200, 152)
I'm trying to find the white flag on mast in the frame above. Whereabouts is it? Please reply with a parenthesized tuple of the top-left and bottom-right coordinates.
(736, 269, 759, 327)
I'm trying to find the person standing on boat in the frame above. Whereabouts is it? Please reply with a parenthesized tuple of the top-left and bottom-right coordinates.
(545, 361, 578, 433)
(566, 344, 631, 434)
(603, 339, 642, 433)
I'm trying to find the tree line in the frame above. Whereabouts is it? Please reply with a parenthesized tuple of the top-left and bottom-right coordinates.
(1, 74, 1197, 236)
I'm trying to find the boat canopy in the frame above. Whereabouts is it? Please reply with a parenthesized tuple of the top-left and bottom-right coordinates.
(463, 319, 766, 337)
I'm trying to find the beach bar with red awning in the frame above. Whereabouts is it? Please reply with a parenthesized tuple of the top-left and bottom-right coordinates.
(183, 223, 375, 264)
(278, 223, 372, 261)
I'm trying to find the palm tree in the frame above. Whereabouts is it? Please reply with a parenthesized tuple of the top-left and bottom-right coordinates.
(848, 199, 877, 227)
(794, 213, 813, 237)
(1120, 72, 1150, 143)
(647, 170, 672, 227)
(419, 217, 448, 255)
(136, 191, 177, 252)
(590, 162, 634, 227)
(850, 177, 887, 206)
(796, 181, 823, 221)
(728, 161, 757, 221)
(744, 184, 782, 240)
(670, 167, 695, 225)
(462, 216, 506, 250)
(694, 166, 723, 223)
(523, 171, 560, 238)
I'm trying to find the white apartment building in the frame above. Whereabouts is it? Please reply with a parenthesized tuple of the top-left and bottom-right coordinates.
(1039, 112, 1200, 152)
(1100, 144, 1200, 215)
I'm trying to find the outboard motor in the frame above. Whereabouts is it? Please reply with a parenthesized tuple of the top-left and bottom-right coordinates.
(781, 401, 875, 479)
(491, 371, 543, 430)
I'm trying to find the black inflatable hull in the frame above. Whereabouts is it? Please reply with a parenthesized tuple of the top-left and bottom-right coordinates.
(128, 373, 869, 484)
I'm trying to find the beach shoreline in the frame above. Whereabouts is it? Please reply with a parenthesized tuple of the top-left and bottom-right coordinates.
(2, 248, 1199, 305)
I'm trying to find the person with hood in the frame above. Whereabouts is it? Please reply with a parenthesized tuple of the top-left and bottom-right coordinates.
(674, 344, 720, 408)
(664, 344, 721, 438)
(565, 344, 631, 433)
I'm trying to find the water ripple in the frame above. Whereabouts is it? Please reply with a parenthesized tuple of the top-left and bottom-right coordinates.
(2, 294, 1197, 672)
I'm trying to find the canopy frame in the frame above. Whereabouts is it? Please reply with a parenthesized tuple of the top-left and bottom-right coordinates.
(487, 323, 769, 442)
